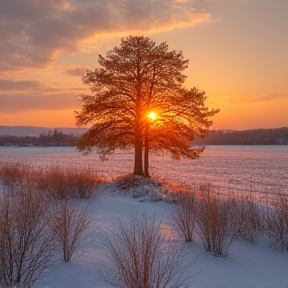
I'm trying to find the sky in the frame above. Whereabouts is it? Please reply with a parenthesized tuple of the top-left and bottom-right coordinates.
(0, 0, 287, 130)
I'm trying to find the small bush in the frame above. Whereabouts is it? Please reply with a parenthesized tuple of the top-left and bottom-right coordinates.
(0, 187, 55, 288)
(167, 191, 196, 242)
(196, 189, 239, 257)
(95, 211, 195, 288)
(50, 199, 96, 262)
(238, 199, 264, 244)
(265, 192, 288, 250)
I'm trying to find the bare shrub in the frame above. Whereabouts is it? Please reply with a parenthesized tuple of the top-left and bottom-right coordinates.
(0, 187, 55, 288)
(38, 166, 100, 199)
(238, 199, 264, 244)
(51, 199, 96, 262)
(167, 191, 196, 242)
(96, 211, 195, 288)
(196, 188, 239, 257)
(265, 192, 288, 250)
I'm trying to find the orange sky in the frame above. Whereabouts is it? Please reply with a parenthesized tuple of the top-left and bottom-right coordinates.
(0, 0, 287, 130)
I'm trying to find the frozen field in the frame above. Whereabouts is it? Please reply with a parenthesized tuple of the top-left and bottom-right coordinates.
(0, 145, 288, 288)
(1, 145, 287, 197)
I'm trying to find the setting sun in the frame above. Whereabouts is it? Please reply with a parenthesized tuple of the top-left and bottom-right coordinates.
(148, 112, 157, 119)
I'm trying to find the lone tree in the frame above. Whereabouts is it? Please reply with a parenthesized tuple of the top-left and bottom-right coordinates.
(75, 36, 219, 177)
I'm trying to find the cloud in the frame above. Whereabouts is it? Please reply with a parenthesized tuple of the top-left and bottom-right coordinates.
(0, 0, 213, 70)
(224, 94, 288, 103)
(0, 92, 81, 113)
(0, 79, 41, 91)
(65, 66, 90, 77)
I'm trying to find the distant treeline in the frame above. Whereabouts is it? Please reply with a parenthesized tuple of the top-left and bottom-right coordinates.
(194, 127, 288, 145)
(1, 127, 288, 147)
(0, 130, 78, 147)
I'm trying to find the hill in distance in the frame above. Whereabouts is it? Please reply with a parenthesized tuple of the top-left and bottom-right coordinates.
(0, 125, 87, 137)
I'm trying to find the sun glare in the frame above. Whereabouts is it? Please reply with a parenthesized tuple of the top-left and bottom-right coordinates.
(148, 112, 156, 119)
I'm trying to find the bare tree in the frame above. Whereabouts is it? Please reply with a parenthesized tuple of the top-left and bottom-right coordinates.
(0, 188, 55, 288)
(95, 211, 196, 288)
(75, 36, 219, 177)
(51, 199, 96, 262)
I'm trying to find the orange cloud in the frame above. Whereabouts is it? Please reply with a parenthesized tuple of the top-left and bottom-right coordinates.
(0, 0, 213, 71)
(0, 79, 41, 91)
(65, 66, 90, 77)
(0, 93, 81, 113)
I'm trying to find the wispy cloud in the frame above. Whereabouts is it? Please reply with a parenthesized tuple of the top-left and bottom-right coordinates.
(0, 0, 212, 71)
(0, 79, 41, 91)
(0, 92, 80, 113)
(65, 66, 90, 77)
(223, 94, 288, 103)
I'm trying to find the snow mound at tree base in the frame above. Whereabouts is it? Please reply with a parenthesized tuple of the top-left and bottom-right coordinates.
(104, 174, 165, 202)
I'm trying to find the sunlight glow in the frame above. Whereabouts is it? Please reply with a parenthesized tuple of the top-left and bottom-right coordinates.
(148, 112, 157, 119)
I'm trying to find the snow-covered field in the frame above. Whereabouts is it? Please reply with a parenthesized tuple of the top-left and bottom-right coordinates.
(1, 146, 287, 183)
(1, 145, 287, 199)
(35, 192, 288, 288)
(0, 145, 288, 288)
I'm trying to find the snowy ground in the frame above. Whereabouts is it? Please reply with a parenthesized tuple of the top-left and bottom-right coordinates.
(1, 145, 287, 198)
(1, 146, 288, 287)
(35, 187, 288, 288)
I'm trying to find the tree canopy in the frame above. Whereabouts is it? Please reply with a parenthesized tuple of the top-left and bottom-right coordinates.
(75, 36, 219, 177)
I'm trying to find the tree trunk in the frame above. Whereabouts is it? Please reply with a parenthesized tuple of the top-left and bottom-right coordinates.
(133, 133, 144, 176)
(144, 127, 150, 178)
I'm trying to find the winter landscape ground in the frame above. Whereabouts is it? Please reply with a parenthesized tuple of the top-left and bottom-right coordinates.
(0, 145, 287, 288)
(1, 145, 287, 203)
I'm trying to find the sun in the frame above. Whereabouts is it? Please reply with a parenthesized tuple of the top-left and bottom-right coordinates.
(148, 112, 156, 119)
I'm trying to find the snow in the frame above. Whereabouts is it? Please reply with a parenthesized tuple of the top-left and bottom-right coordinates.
(1, 145, 287, 186)
(1, 146, 288, 287)
(35, 190, 288, 288)
(1, 145, 287, 204)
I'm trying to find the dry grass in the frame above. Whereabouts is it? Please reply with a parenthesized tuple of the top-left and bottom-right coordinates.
(0, 162, 31, 192)
(37, 166, 101, 199)
(0, 162, 102, 199)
